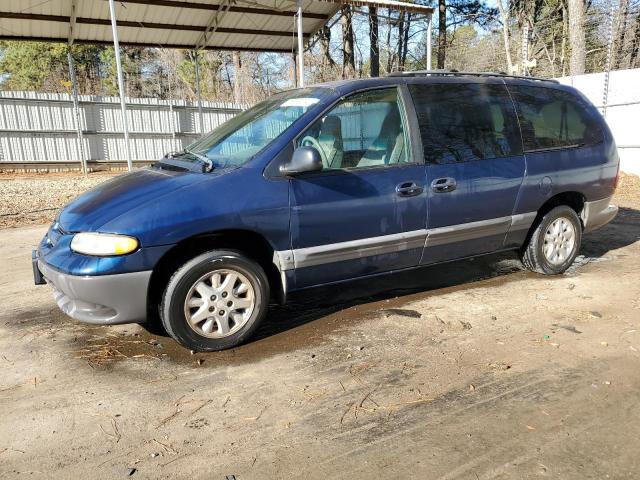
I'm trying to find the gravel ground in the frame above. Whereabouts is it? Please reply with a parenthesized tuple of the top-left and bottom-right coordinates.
(1, 170, 638, 230)
(0, 172, 116, 228)
(616, 171, 640, 202)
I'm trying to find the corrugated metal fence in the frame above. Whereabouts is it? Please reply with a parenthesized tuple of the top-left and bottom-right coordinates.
(557, 68, 640, 175)
(0, 91, 243, 164)
(1, 72, 638, 175)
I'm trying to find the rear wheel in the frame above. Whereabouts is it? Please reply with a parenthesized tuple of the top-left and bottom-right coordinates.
(160, 250, 269, 351)
(521, 206, 582, 275)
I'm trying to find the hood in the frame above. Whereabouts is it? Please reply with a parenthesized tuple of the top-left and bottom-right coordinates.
(58, 167, 228, 232)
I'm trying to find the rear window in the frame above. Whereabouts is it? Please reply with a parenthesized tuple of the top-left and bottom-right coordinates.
(508, 85, 603, 152)
(408, 83, 522, 164)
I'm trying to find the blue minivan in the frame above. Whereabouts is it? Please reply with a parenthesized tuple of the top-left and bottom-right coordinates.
(33, 71, 619, 351)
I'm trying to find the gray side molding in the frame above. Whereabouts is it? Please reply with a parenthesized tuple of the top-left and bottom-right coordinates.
(272, 250, 293, 302)
(274, 212, 538, 272)
(426, 216, 512, 247)
(510, 212, 537, 230)
(292, 229, 427, 269)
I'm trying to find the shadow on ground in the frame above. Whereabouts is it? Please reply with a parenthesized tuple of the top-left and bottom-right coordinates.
(250, 206, 640, 345)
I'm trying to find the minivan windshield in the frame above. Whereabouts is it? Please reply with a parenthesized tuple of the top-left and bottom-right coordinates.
(173, 87, 331, 170)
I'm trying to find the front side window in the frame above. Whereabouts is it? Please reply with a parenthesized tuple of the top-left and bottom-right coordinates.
(508, 85, 603, 152)
(182, 87, 331, 169)
(296, 87, 410, 170)
(408, 82, 522, 164)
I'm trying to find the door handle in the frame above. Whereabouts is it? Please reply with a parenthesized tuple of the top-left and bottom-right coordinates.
(431, 177, 457, 193)
(396, 181, 424, 197)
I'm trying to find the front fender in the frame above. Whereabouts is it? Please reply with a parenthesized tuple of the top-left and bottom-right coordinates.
(100, 168, 291, 253)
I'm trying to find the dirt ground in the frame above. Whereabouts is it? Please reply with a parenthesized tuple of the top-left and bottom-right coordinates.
(1, 173, 639, 479)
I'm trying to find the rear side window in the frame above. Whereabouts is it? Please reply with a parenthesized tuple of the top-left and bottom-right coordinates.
(508, 85, 603, 152)
(408, 83, 522, 164)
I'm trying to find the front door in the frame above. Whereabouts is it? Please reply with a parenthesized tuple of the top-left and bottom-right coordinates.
(288, 87, 428, 289)
(406, 81, 526, 264)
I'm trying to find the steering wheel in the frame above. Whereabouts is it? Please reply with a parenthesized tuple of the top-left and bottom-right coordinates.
(300, 136, 327, 168)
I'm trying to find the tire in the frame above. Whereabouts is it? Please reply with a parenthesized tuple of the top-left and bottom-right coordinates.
(139, 316, 169, 337)
(521, 206, 582, 275)
(160, 250, 269, 352)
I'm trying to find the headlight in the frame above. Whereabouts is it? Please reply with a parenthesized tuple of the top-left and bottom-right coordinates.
(70, 232, 139, 256)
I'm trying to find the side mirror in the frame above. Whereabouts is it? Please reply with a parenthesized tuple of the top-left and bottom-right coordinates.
(279, 146, 323, 176)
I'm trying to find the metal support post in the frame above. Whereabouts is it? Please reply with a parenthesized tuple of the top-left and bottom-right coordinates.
(296, 0, 304, 87)
(194, 51, 205, 134)
(67, 48, 87, 174)
(426, 13, 432, 69)
(521, 22, 529, 76)
(602, 0, 618, 117)
(108, 0, 133, 171)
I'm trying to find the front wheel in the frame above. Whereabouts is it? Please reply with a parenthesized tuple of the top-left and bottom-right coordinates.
(521, 206, 582, 275)
(160, 250, 269, 351)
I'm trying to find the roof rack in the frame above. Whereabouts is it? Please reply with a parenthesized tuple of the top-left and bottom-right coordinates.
(387, 70, 559, 84)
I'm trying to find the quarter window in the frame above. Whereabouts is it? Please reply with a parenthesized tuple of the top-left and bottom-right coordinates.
(508, 85, 603, 152)
(296, 88, 410, 170)
(408, 83, 522, 164)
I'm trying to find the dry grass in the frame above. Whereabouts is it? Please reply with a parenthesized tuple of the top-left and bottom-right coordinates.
(72, 332, 163, 368)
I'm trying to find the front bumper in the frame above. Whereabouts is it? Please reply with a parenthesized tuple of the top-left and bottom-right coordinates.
(37, 258, 151, 325)
(582, 196, 619, 233)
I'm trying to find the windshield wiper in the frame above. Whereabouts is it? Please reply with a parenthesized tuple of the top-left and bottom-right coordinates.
(184, 148, 214, 172)
(163, 149, 214, 172)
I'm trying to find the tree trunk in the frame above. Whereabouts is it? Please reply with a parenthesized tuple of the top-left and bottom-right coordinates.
(496, 0, 514, 74)
(630, 14, 640, 68)
(341, 6, 356, 78)
(291, 52, 298, 87)
(615, 0, 630, 69)
(561, 0, 568, 76)
(369, 7, 380, 77)
(386, 9, 393, 73)
(232, 51, 242, 104)
(402, 13, 411, 67)
(223, 58, 233, 96)
(398, 17, 404, 69)
(568, 0, 585, 75)
(319, 26, 336, 68)
(437, 0, 446, 69)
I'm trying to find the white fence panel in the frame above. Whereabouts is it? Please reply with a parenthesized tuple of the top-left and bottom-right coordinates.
(557, 68, 640, 175)
(1, 79, 638, 175)
(0, 91, 243, 164)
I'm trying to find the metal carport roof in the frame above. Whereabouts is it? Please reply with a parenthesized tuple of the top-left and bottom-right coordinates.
(0, 0, 433, 53)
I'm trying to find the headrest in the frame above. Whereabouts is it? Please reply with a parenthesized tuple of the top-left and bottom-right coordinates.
(320, 115, 342, 136)
(379, 105, 401, 136)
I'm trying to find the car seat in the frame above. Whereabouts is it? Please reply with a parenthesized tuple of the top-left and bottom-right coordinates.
(357, 105, 405, 167)
(317, 115, 344, 169)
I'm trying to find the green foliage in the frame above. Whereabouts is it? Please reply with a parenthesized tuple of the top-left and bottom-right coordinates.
(99, 46, 155, 96)
(0, 41, 105, 92)
(176, 52, 196, 91)
(0, 41, 67, 90)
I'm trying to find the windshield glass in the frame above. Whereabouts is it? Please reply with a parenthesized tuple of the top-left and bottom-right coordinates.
(181, 87, 331, 169)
